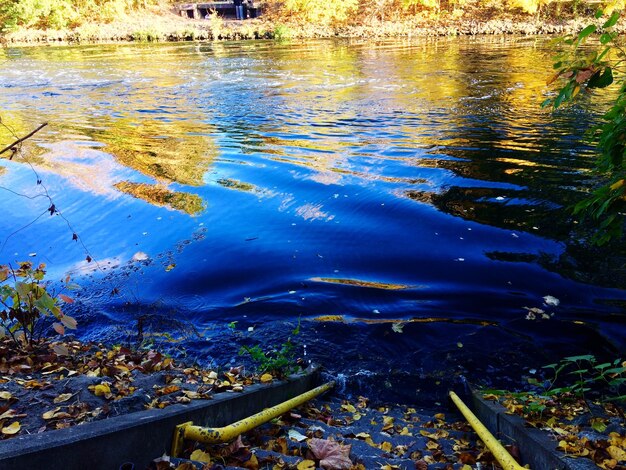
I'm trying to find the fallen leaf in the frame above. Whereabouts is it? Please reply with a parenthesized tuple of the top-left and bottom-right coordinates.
(341, 403, 356, 413)
(288, 429, 308, 442)
(309, 438, 352, 470)
(0, 391, 12, 400)
(1, 421, 20, 435)
(53, 393, 73, 404)
(260, 373, 273, 383)
(92, 383, 111, 397)
(607, 445, 626, 462)
(42, 407, 61, 420)
(52, 344, 69, 356)
(297, 460, 316, 470)
(189, 449, 211, 463)
(52, 323, 65, 335)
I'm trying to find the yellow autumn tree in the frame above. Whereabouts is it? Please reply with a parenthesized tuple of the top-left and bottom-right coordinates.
(507, 0, 553, 14)
(280, 0, 359, 25)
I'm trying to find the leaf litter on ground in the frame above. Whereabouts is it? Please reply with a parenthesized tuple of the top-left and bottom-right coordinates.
(0, 337, 270, 439)
(166, 394, 506, 470)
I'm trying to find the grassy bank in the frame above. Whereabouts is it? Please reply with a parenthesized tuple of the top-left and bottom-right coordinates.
(1, 5, 623, 46)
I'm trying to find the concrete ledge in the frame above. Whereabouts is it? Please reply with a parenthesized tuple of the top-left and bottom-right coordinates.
(0, 370, 321, 470)
(469, 389, 598, 470)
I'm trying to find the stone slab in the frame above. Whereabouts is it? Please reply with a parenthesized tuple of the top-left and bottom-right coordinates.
(0, 370, 321, 470)
(468, 389, 598, 470)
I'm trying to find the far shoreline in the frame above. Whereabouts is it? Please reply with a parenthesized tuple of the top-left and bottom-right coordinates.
(1, 9, 619, 47)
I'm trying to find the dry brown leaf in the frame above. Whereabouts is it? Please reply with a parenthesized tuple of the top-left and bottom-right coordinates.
(309, 438, 352, 470)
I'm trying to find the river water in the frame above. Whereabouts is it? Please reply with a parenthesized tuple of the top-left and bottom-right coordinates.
(1, 38, 624, 399)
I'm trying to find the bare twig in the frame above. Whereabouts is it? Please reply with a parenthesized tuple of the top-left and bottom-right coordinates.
(0, 122, 48, 156)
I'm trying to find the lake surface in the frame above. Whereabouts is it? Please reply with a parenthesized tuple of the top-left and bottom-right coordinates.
(1, 38, 625, 398)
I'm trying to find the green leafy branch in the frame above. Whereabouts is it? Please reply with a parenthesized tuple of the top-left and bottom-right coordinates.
(544, 9, 626, 245)
(0, 262, 78, 348)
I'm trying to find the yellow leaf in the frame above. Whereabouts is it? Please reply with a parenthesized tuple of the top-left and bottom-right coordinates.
(342, 403, 356, 413)
(296, 460, 316, 470)
(462, 466, 473, 470)
(607, 445, 626, 462)
(355, 432, 371, 439)
(426, 440, 440, 450)
(382, 415, 394, 431)
(189, 449, 211, 463)
(380, 441, 392, 452)
(260, 373, 273, 383)
(610, 179, 625, 191)
(53, 393, 73, 404)
(93, 383, 111, 397)
(43, 407, 61, 420)
(400, 427, 412, 436)
(434, 413, 445, 420)
(165, 264, 176, 272)
(1, 421, 20, 435)
(0, 391, 12, 400)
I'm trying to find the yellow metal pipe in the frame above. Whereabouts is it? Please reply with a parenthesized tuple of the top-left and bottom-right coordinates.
(449, 391, 528, 470)
(179, 381, 334, 449)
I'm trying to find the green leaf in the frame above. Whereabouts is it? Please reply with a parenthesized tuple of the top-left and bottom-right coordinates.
(591, 420, 607, 432)
(541, 98, 552, 108)
(600, 33, 613, 45)
(588, 67, 614, 89)
(564, 354, 595, 362)
(34, 292, 56, 312)
(603, 11, 620, 29)
(595, 9, 603, 19)
(577, 25, 597, 44)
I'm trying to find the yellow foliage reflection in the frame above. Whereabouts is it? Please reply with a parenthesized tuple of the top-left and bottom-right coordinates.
(114, 181, 206, 215)
(91, 117, 217, 186)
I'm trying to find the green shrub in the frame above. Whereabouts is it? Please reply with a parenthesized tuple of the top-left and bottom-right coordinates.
(0, 262, 77, 348)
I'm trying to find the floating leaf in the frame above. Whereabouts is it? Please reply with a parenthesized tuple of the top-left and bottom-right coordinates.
(391, 322, 404, 333)
(0, 391, 12, 400)
(260, 373, 273, 383)
(543, 295, 560, 307)
(58, 294, 74, 304)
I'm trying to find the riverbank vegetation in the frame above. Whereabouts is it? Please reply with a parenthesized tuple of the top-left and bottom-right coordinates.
(1, 0, 625, 43)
